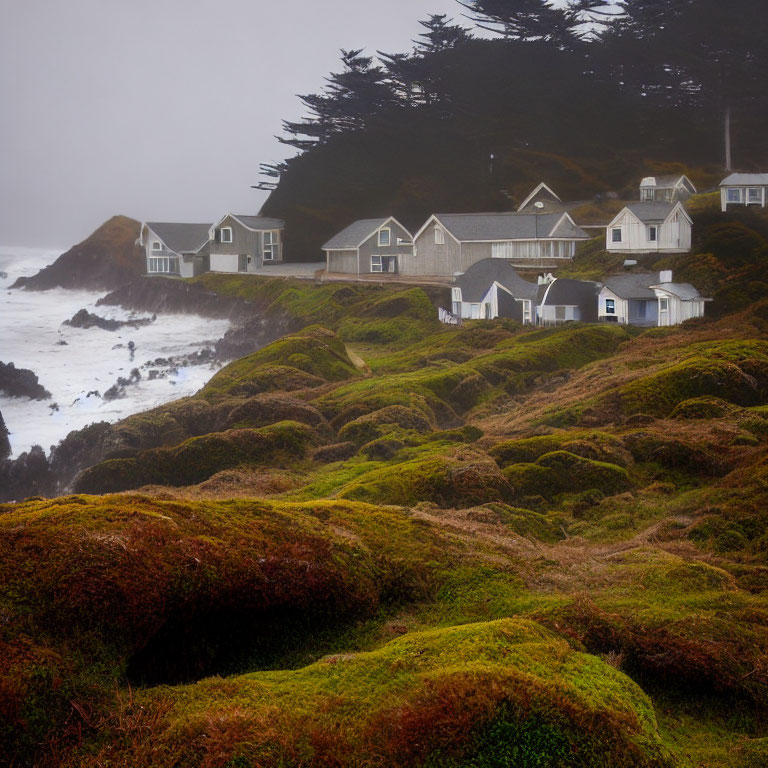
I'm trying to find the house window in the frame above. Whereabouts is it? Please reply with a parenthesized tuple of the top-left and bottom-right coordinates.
(148, 256, 179, 274)
(611, 228, 622, 243)
(151, 241, 163, 251)
(727, 188, 743, 203)
(640, 188, 653, 202)
(371, 255, 383, 272)
(378, 228, 391, 247)
(648, 226, 658, 242)
(263, 231, 278, 260)
(555, 306, 566, 321)
(435, 227, 445, 245)
(605, 298, 615, 314)
(522, 300, 532, 324)
(659, 297, 669, 313)
(748, 188, 762, 203)
(219, 227, 233, 243)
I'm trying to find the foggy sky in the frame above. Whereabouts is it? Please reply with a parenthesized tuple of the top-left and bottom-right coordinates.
(0, 0, 464, 248)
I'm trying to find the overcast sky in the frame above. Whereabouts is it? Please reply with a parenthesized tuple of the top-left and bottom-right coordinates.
(0, 0, 466, 248)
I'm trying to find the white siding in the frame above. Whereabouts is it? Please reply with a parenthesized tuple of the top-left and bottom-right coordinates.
(598, 288, 629, 324)
(607, 207, 691, 254)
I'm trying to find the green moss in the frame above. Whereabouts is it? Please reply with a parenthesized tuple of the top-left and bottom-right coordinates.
(93, 619, 672, 768)
(74, 421, 320, 492)
(671, 396, 740, 419)
(337, 405, 435, 446)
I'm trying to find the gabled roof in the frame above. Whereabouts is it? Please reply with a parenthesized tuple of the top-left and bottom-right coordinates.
(640, 174, 695, 191)
(455, 259, 539, 303)
(145, 222, 211, 254)
(517, 182, 565, 212)
(623, 202, 677, 223)
(601, 273, 659, 300)
(211, 213, 285, 233)
(650, 282, 706, 300)
(720, 173, 768, 186)
(422, 212, 589, 242)
(322, 217, 412, 251)
(537, 278, 600, 322)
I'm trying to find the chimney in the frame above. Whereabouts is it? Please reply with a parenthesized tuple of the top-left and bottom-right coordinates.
(659, 270, 673, 283)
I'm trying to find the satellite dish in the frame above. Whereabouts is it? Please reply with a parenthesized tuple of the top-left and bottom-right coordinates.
(534, 201, 545, 209)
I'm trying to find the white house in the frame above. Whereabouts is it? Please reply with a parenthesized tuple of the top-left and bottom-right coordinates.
(598, 271, 708, 327)
(719, 173, 768, 212)
(639, 175, 696, 203)
(606, 202, 692, 254)
(536, 278, 600, 325)
(452, 259, 539, 322)
(142, 222, 211, 278)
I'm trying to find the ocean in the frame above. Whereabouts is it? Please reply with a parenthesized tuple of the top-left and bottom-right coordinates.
(0, 247, 230, 457)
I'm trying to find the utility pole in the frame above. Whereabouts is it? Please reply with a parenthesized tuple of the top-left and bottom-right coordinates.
(724, 106, 732, 171)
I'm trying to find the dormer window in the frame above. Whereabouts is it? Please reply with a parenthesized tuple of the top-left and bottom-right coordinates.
(219, 227, 233, 243)
(151, 241, 163, 251)
(435, 227, 445, 245)
(378, 228, 391, 247)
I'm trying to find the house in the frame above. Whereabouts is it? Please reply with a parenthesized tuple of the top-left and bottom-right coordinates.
(451, 259, 539, 322)
(719, 173, 768, 211)
(598, 271, 708, 326)
(639, 175, 696, 203)
(517, 183, 567, 214)
(412, 212, 590, 276)
(323, 217, 413, 276)
(606, 202, 692, 254)
(142, 222, 211, 278)
(536, 278, 600, 325)
(208, 214, 285, 273)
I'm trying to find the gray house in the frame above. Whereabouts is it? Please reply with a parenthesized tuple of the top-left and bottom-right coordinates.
(452, 259, 539, 322)
(208, 214, 285, 273)
(412, 212, 590, 277)
(537, 278, 600, 325)
(639, 175, 696, 203)
(719, 173, 768, 211)
(598, 271, 708, 326)
(323, 217, 413, 275)
(142, 222, 211, 278)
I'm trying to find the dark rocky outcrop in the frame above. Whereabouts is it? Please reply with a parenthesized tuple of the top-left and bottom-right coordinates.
(12, 216, 144, 291)
(64, 308, 155, 331)
(0, 445, 56, 501)
(0, 361, 51, 400)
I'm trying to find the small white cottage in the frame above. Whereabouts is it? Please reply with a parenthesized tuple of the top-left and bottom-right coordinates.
(606, 202, 692, 254)
(639, 175, 696, 203)
(719, 173, 768, 211)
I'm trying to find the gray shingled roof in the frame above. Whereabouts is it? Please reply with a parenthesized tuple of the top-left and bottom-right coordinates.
(436, 213, 589, 242)
(537, 278, 600, 322)
(232, 215, 285, 231)
(624, 202, 676, 223)
(720, 173, 768, 186)
(651, 282, 704, 300)
(602, 273, 659, 300)
(146, 222, 211, 254)
(322, 218, 395, 250)
(456, 259, 539, 303)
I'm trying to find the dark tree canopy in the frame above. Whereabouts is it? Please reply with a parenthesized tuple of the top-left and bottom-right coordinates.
(257, 1, 768, 260)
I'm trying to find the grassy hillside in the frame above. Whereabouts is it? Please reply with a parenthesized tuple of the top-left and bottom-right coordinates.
(3, 207, 768, 766)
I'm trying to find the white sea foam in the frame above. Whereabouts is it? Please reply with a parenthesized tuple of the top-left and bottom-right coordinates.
(0, 247, 230, 457)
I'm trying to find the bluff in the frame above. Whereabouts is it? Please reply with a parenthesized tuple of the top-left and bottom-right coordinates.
(12, 215, 144, 291)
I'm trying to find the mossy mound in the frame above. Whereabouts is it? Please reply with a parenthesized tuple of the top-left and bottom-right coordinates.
(74, 421, 320, 493)
(77, 619, 672, 768)
(338, 405, 435, 446)
(491, 431, 630, 468)
(623, 431, 724, 475)
(223, 394, 329, 433)
(670, 396, 740, 419)
(0, 496, 442, 764)
(202, 327, 358, 400)
(503, 451, 629, 501)
(338, 451, 515, 508)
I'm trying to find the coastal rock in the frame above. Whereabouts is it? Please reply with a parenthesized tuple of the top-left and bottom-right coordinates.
(11, 215, 145, 291)
(0, 361, 51, 400)
(63, 308, 155, 331)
